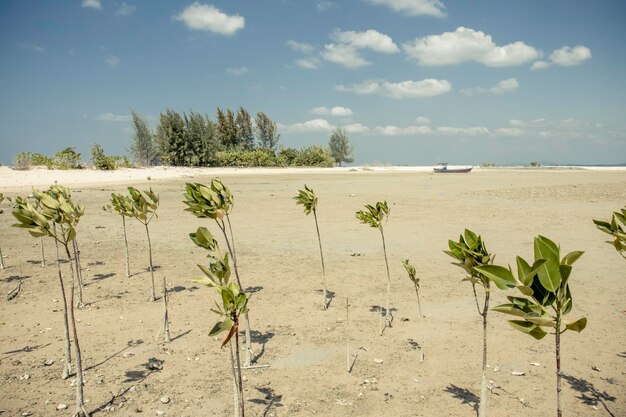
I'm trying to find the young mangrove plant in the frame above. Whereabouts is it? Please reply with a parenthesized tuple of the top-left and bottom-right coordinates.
(0, 193, 10, 269)
(445, 229, 495, 417)
(294, 185, 329, 309)
(183, 180, 253, 367)
(356, 201, 392, 326)
(110, 193, 136, 277)
(593, 206, 626, 261)
(191, 226, 248, 417)
(402, 259, 424, 362)
(475, 235, 587, 417)
(12, 186, 90, 416)
(127, 186, 159, 301)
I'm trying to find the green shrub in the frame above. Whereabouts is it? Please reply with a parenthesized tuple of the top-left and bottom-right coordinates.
(53, 147, 82, 169)
(14, 152, 53, 169)
(294, 146, 334, 167)
(90, 144, 117, 170)
(276, 147, 300, 166)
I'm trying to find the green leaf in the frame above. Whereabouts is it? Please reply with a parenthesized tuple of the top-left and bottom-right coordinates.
(516, 256, 532, 286)
(564, 317, 587, 333)
(474, 265, 515, 290)
(209, 318, 233, 336)
(524, 312, 556, 327)
(561, 251, 584, 266)
(509, 320, 548, 340)
(516, 285, 534, 296)
(534, 236, 561, 292)
(463, 229, 478, 249)
(492, 303, 528, 318)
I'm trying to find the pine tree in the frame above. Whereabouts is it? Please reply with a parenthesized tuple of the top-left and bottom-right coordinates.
(328, 128, 354, 166)
(254, 112, 280, 151)
(130, 110, 157, 166)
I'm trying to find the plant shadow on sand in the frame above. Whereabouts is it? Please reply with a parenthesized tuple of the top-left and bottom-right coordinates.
(368, 305, 397, 316)
(250, 330, 275, 363)
(562, 374, 617, 417)
(86, 339, 143, 372)
(1, 274, 31, 283)
(249, 386, 283, 417)
(123, 357, 164, 383)
(92, 272, 116, 281)
(444, 384, 479, 417)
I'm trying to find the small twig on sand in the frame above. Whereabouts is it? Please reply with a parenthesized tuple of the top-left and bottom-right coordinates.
(7, 280, 22, 301)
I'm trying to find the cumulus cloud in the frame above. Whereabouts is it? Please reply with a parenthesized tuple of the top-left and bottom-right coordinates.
(365, 0, 446, 17)
(549, 45, 592, 66)
(21, 42, 45, 53)
(116, 2, 137, 16)
(312, 106, 354, 116)
(280, 118, 335, 133)
(375, 125, 433, 136)
(294, 57, 320, 69)
(532, 45, 591, 70)
(226, 66, 249, 76)
(415, 116, 430, 125)
(403, 27, 540, 67)
(461, 78, 519, 96)
(437, 126, 490, 136)
(331, 29, 399, 54)
(322, 43, 370, 68)
(335, 79, 451, 98)
(94, 113, 131, 122)
(105, 55, 120, 67)
(287, 40, 315, 54)
(82, 0, 102, 10)
(174, 3, 244, 36)
(344, 123, 370, 133)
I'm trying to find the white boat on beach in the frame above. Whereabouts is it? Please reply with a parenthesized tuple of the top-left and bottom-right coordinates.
(433, 163, 473, 173)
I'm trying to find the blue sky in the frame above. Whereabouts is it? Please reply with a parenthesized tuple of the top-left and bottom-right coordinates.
(1, 0, 625, 165)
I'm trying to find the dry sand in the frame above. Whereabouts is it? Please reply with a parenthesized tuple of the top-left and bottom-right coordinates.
(0, 166, 625, 417)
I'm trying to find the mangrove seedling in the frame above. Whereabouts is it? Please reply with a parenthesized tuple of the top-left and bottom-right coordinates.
(183, 180, 253, 367)
(12, 186, 90, 416)
(402, 259, 424, 362)
(110, 193, 136, 277)
(475, 235, 586, 417)
(356, 201, 392, 325)
(192, 226, 248, 417)
(162, 275, 171, 343)
(127, 186, 159, 301)
(445, 229, 495, 417)
(593, 206, 626, 261)
(294, 185, 329, 309)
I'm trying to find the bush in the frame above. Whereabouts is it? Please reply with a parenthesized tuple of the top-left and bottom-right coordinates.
(53, 147, 82, 169)
(14, 152, 53, 169)
(216, 148, 277, 167)
(294, 146, 334, 167)
(90, 144, 117, 170)
(276, 147, 300, 167)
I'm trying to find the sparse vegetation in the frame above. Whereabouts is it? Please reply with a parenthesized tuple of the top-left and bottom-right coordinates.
(294, 185, 329, 309)
(593, 206, 626, 260)
(356, 201, 392, 328)
(328, 127, 354, 166)
(402, 259, 424, 361)
(445, 229, 495, 417)
(475, 235, 587, 417)
(109, 193, 136, 277)
(0, 193, 11, 268)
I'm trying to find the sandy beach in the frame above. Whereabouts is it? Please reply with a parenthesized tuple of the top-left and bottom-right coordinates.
(0, 167, 625, 417)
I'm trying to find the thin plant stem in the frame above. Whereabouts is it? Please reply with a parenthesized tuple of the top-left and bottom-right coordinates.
(478, 289, 490, 417)
(234, 323, 245, 417)
(220, 216, 252, 367)
(64, 243, 89, 417)
(556, 303, 562, 417)
(54, 224, 72, 379)
(229, 340, 241, 417)
(414, 284, 422, 319)
(379, 227, 391, 322)
(313, 210, 327, 310)
(40, 237, 46, 267)
(122, 216, 130, 278)
(144, 224, 156, 302)
(379, 290, 384, 336)
(72, 239, 84, 308)
(346, 298, 350, 373)
(0, 241, 4, 269)
(162, 276, 170, 343)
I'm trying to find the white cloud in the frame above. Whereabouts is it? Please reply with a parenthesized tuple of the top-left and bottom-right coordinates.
(495, 127, 524, 137)
(403, 27, 540, 67)
(226, 66, 249, 76)
(549, 45, 592, 66)
(21, 42, 45, 53)
(437, 126, 490, 136)
(105, 55, 120, 67)
(174, 3, 244, 36)
(336, 79, 451, 98)
(531, 60, 550, 70)
(280, 118, 335, 133)
(344, 123, 369, 134)
(312, 106, 354, 116)
(365, 0, 446, 17)
(463, 78, 519, 96)
(375, 125, 433, 136)
(294, 57, 320, 69)
(331, 29, 399, 54)
(82, 0, 102, 10)
(287, 40, 315, 54)
(94, 113, 132, 122)
(116, 2, 137, 16)
(415, 116, 430, 125)
(316, 1, 338, 12)
(322, 43, 370, 68)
